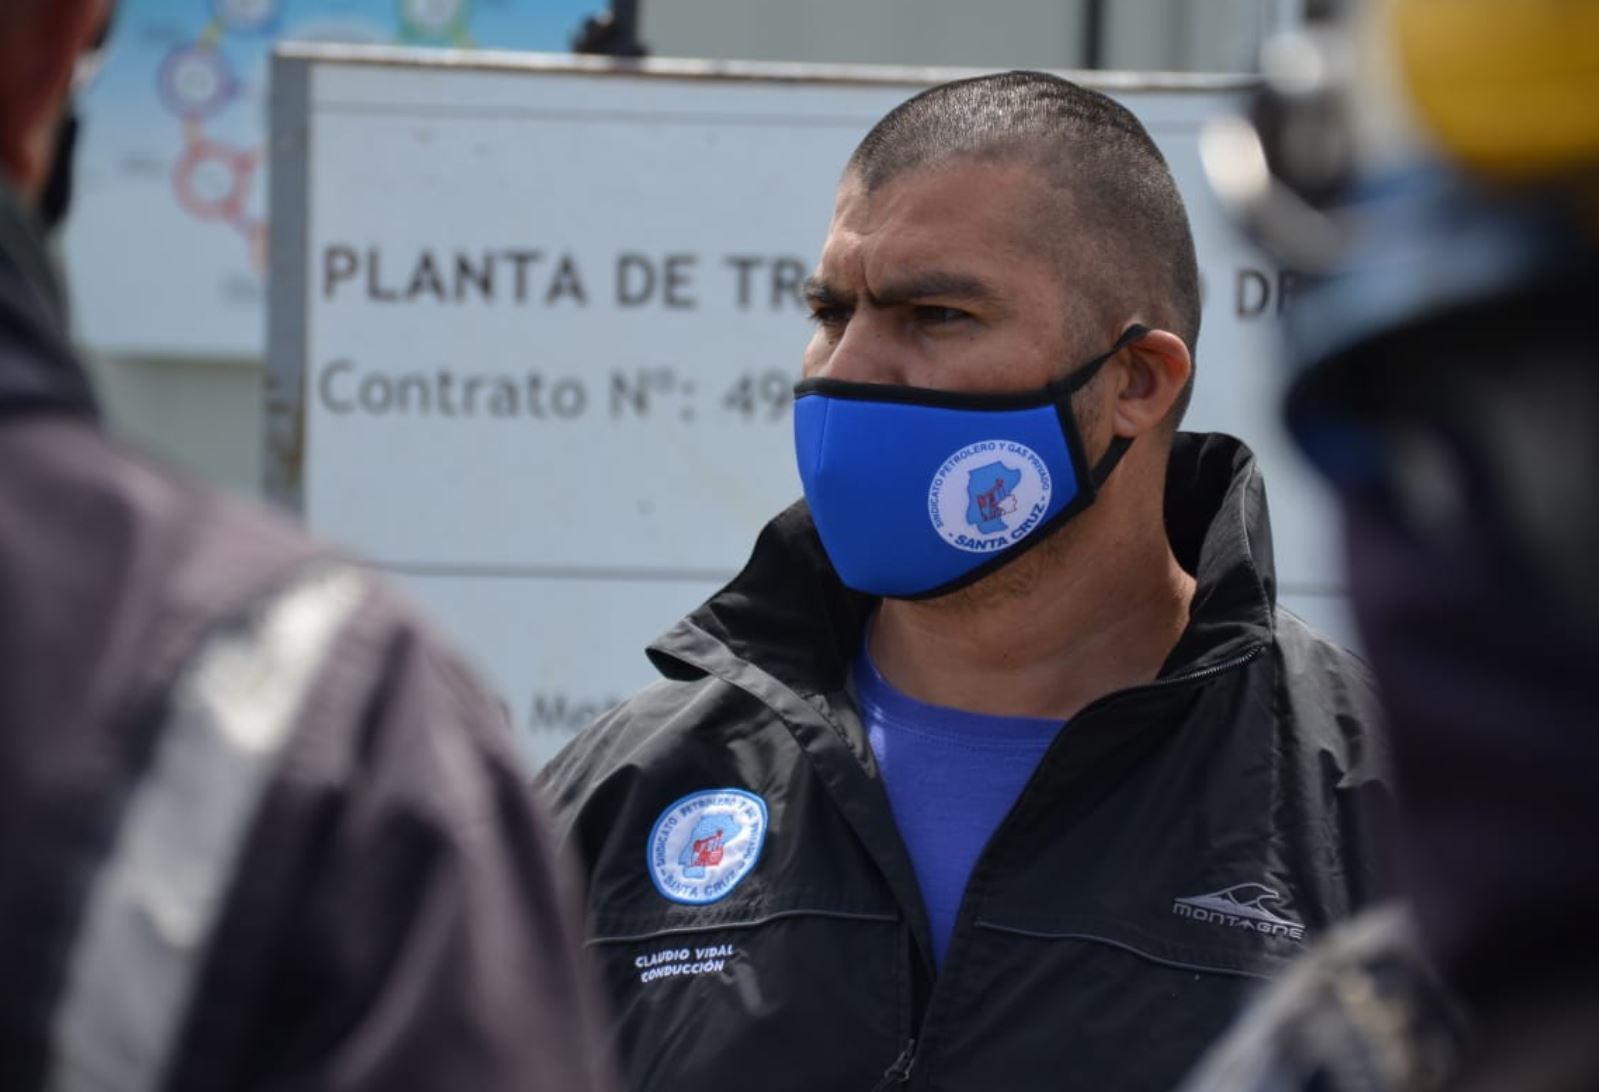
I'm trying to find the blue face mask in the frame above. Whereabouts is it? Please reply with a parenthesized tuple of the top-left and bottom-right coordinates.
(793, 325, 1149, 600)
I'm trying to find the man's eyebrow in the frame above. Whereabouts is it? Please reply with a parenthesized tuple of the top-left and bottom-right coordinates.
(870, 272, 998, 307)
(802, 272, 998, 307)
(802, 276, 841, 306)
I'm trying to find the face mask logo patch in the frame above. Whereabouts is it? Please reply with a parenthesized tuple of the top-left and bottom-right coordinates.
(929, 439, 1054, 553)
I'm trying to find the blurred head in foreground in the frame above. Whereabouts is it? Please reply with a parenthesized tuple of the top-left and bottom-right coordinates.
(1192, 0, 1599, 1086)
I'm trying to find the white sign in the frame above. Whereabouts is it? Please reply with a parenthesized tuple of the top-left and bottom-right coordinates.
(270, 47, 1349, 765)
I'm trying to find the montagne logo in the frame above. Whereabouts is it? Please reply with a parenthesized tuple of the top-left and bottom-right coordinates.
(1171, 882, 1306, 941)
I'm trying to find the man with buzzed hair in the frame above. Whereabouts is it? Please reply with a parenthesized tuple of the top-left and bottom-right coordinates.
(541, 70, 1391, 1091)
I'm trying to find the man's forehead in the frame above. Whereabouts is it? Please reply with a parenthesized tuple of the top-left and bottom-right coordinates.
(816, 158, 1064, 286)
(836, 156, 1051, 223)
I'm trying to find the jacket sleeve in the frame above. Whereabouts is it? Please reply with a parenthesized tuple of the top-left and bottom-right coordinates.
(171, 584, 619, 1092)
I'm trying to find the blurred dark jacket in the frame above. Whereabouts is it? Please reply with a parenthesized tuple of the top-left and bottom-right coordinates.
(0, 181, 616, 1092)
(1174, 906, 1465, 1092)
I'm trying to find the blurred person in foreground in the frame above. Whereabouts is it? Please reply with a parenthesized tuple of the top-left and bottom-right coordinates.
(1181, 1, 1599, 1089)
(538, 69, 1394, 1091)
(0, 3, 615, 1089)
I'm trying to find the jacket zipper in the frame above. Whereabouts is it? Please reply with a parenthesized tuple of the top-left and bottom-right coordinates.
(698, 637, 1266, 1090)
(871, 1039, 916, 1090)
(876, 644, 1266, 1087)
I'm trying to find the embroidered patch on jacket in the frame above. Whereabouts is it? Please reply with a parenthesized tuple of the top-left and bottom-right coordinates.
(648, 789, 768, 905)
(1172, 882, 1306, 941)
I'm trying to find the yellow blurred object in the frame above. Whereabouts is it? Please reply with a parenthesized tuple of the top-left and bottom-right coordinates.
(1393, 0, 1599, 184)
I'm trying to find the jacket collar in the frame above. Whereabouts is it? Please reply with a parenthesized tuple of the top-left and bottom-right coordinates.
(650, 432, 1277, 696)
(0, 181, 96, 421)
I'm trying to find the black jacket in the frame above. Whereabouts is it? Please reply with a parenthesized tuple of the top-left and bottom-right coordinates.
(0, 185, 615, 1091)
(539, 434, 1394, 1092)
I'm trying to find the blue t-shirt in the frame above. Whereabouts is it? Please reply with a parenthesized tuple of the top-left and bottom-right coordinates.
(852, 640, 1063, 968)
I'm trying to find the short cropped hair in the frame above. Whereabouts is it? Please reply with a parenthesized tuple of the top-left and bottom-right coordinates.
(849, 70, 1202, 422)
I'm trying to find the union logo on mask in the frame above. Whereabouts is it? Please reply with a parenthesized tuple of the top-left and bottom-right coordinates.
(928, 439, 1054, 553)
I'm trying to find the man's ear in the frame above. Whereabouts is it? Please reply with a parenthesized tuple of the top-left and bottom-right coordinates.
(1109, 328, 1192, 439)
(0, 0, 108, 199)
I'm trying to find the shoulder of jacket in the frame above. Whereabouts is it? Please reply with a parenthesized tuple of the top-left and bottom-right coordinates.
(64, 420, 523, 822)
(8, 418, 336, 612)
(1270, 606, 1391, 783)
(536, 672, 769, 822)
(1271, 607, 1381, 722)
(1272, 607, 1376, 689)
